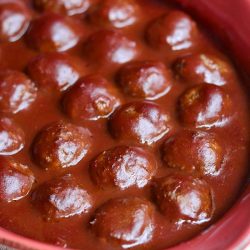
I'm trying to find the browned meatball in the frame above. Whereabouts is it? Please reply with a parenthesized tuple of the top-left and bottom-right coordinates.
(27, 52, 85, 92)
(117, 60, 172, 99)
(0, 117, 24, 156)
(145, 11, 199, 51)
(0, 70, 37, 114)
(109, 101, 171, 145)
(174, 53, 235, 86)
(32, 175, 92, 221)
(83, 30, 137, 65)
(89, 0, 140, 28)
(91, 197, 154, 248)
(33, 0, 92, 16)
(178, 84, 232, 127)
(89, 146, 157, 190)
(26, 13, 82, 52)
(63, 75, 121, 120)
(153, 173, 213, 223)
(0, 157, 35, 202)
(162, 130, 224, 176)
(32, 121, 92, 170)
(0, 0, 31, 42)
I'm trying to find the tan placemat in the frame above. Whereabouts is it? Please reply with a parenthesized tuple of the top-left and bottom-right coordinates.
(0, 245, 14, 250)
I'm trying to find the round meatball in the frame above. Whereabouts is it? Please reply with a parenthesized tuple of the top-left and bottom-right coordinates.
(162, 130, 224, 176)
(0, 70, 37, 114)
(0, 117, 24, 156)
(145, 11, 199, 51)
(153, 174, 213, 223)
(63, 75, 121, 120)
(83, 30, 137, 65)
(0, 0, 31, 42)
(109, 101, 171, 145)
(32, 175, 92, 221)
(32, 121, 92, 170)
(178, 84, 232, 127)
(33, 0, 92, 16)
(27, 52, 85, 92)
(89, 146, 157, 190)
(117, 60, 172, 99)
(0, 157, 35, 202)
(26, 13, 82, 52)
(91, 197, 154, 248)
(89, 0, 140, 28)
(174, 53, 234, 86)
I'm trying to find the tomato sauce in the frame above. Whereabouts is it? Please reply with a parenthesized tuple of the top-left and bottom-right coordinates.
(0, 0, 249, 249)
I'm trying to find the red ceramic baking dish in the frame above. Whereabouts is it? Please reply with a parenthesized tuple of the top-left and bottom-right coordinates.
(0, 0, 249, 249)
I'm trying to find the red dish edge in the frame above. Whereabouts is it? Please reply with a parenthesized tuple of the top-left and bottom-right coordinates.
(171, 0, 250, 75)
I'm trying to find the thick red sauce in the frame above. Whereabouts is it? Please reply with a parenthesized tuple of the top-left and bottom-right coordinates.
(0, 0, 249, 249)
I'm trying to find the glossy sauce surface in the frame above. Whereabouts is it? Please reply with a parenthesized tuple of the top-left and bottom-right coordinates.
(0, 0, 249, 250)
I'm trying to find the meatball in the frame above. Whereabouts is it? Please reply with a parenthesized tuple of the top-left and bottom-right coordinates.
(117, 60, 172, 100)
(0, 0, 31, 42)
(89, 146, 157, 190)
(0, 157, 35, 202)
(89, 0, 140, 28)
(91, 197, 154, 248)
(32, 175, 92, 221)
(32, 121, 92, 170)
(109, 101, 171, 145)
(153, 173, 213, 223)
(0, 70, 37, 114)
(83, 30, 137, 65)
(145, 11, 199, 51)
(174, 54, 234, 86)
(27, 52, 85, 92)
(63, 75, 121, 120)
(0, 117, 24, 156)
(26, 13, 82, 52)
(162, 130, 224, 176)
(178, 84, 232, 127)
(33, 0, 92, 16)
